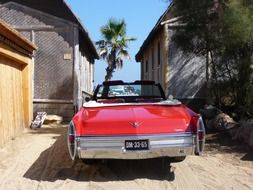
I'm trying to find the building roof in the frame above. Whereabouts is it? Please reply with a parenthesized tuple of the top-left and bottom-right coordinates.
(0, 19, 37, 54)
(0, 0, 99, 59)
(62, 0, 99, 59)
(135, 3, 173, 62)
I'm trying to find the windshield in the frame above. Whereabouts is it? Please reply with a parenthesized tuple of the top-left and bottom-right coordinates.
(95, 84, 164, 99)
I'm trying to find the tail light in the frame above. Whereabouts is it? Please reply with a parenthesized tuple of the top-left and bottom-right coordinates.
(198, 130, 205, 141)
(191, 115, 205, 155)
(191, 116, 199, 133)
(69, 134, 75, 144)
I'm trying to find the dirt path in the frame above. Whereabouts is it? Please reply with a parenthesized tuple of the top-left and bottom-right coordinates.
(0, 125, 253, 190)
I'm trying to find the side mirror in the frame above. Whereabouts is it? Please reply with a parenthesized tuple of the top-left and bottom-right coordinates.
(85, 97, 91, 102)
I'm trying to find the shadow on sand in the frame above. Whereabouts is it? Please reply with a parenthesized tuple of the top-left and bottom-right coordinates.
(23, 127, 175, 182)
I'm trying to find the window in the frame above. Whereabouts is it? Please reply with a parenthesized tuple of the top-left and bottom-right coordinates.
(96, 84, 163, 99)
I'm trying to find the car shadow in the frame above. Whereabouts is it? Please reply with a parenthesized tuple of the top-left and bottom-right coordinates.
(23, 127, 175, 182)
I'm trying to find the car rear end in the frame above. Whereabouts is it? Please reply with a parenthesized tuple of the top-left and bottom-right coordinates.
(67, 106, 205, 162)
(75, 132, 196, 160)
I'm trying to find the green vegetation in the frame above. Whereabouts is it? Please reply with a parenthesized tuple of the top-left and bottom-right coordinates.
(173, 0, 253, 118)
(96, 18, 136, 81)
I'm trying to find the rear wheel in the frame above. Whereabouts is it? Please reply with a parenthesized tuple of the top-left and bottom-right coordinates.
(67, 121, 77, 160)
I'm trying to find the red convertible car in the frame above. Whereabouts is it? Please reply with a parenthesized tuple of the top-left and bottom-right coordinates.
(67, 80, 205, 164)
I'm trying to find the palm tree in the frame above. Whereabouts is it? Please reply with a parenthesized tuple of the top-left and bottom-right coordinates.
(96, 18, 136, 81)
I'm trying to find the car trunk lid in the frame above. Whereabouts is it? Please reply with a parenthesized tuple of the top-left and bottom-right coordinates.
(78, 104, 192, 136)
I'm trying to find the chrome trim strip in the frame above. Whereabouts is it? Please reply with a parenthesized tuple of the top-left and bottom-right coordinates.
(77, 132, 193, 139)
(82, 100, 181, 108)
(77, 146, 194, 159)
(76, 133, 196, 159)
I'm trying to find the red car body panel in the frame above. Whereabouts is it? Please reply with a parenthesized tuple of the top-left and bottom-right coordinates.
(73, 104, 196, 136)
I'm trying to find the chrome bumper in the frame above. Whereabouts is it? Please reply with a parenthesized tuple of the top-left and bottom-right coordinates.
(76, 133, 196, 159)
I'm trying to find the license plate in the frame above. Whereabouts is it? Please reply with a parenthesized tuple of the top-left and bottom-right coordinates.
(125, 139, 149, 150)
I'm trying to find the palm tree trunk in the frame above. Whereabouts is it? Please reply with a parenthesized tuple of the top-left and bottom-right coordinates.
(105, 66, 114, 81)
(105, 49, 117, 81)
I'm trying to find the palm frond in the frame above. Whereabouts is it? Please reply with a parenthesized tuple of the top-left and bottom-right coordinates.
(118, 49, 131, 60)
(98, 48, 108, 59)
(100, 26, 114, 41)
(97, 18, 136, 80)
(117, 20, 126, 37)
(116, 57, 124, 69)
(96, 40, 106, 46)
(125, 37, 137, 42)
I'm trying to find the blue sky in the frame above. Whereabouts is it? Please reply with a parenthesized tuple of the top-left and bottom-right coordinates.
(66, 0, 168, 84)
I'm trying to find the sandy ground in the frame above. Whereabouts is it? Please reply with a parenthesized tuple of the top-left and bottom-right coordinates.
(0, 125, 253, 190)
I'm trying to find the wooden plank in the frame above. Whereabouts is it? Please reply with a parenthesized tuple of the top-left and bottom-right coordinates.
(33, 99, 73, 104)
(0, 61, 3, 146)
(0, 42, 30, 65)
(0, 20, 37, 53)
(0, 53, 30, 147)
(0, 21, 34, 147)
(22, 59, 33, 127)
(73, 26, 81, 109)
